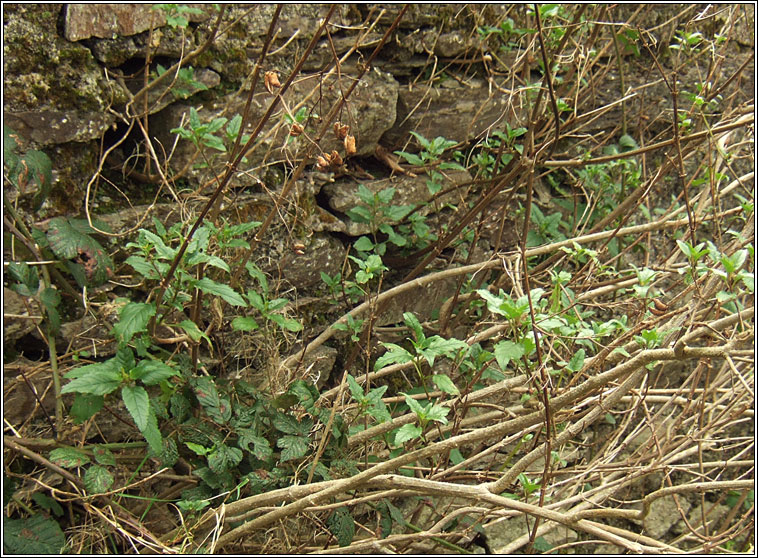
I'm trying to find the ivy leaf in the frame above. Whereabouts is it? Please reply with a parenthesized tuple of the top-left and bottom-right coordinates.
(49, 447, 90, 468)
(122, 385, 150, 431)
(84, 464, 114, 494)
(112, 302, 156, 345)
(327, 506, 355, 547)
(277, 435, 309, 462)
(195, 277, 247, 306)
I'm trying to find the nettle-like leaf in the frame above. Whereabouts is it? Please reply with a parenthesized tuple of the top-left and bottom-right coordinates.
(49, 447, 91, 468)
(494, 340, 525, 371)
(46, 217, 114, 286)
(195, 277, 247, 307)
(394, 423, 423, 445)
(432, 374, 459, 395)
(374, 343, 414, 370)
(70, 393, 104, 424)
(92, 445, 117, 467)
(112, 302, 156, 345)
(61, 361, 122, 396)
(327, 506, 355, 547)
(130, 359, 178, 385)
(122, 385, 150, 431)
(141, 406, 163, 455)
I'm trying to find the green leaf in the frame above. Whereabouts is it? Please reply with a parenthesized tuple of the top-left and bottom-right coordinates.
(374, 343, 414, 370)
(84, 464, 114, 494)
(327, 507, 355, 547)
(267, 313, 303, 332)
(277, 435, 309, 462)
(61, 364, 122, 396)
(237, 430, 273, 461)
(70, 393, 104, 424)
(195, 277, 247, 306)
(425, 404, 449, 424)
(208, 443, 243, 474)
(122, 385, 150, 431)
(130, 359, 178, 385)
(178, 319, 211, 344)
(394, 150, 424, 166)
(3, 514, 65, 555)
(402, 393, 425, 416)
(566, 349, 585, 372)
(402, 312, 424, 341)
(6, 261, 39, 295)
(92, 445, 117, 466)
(140, 406, 163, 455)
(46, 218, 114, 286)
(394, 423, 422, 445)
(49, 447, 90, 468)
(232, 316, 259, 331)
(432, 374, 460, 395)
(494, 340, 525, 370)
(193, 377, 231, 424)
(112, 302, 156, 345)
(186, 441, 212, 456)
(353, 236, 374, 252)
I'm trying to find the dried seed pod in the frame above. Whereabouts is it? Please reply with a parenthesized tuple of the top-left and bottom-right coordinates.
(316, 155, 331, 170)
(344, 134, 356, 156)
(333, 121, 349, 140)
(264, 71, 281, 93)
(289, 123, 304, 137)
(330, 150, 343, 167)
(650, 298, 669, 315)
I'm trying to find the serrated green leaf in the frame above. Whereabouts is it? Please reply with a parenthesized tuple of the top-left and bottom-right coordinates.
(327, 506, 355, 547)
(3, 514, 65, 555)
(208, 443, 243, 474)
(494, 340, 525, 370)
(277, 435, 309, 461)
(6, 261, 39, 294)
(141, 406, 163, 455)
(70, 393, 104, 424)
(179, 319, 211, 343)
(353, 236, 374, 252)
(272, 413, 311, 436)
(92, 445, 117, 466)
(425, 404, 449, 424)
(394, 423, 422, 445)
(432, 374, 459, 395)
(567, 349, 585, 372)
(130, 359, 178, 385)
(195, 277, 247, 306)
(112, 302, 156, 345)
(267, 313, 302, 332)
(49, 447, 91, 468)
(61, 366, 122, 396)
(374, 343, 414, 370)
(84, 464, 114, 494)
(237, 430, 273, 461)
(231, 316, 259, 331)
(46, 218, 114, 286)
(122, 385, 150, 431)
